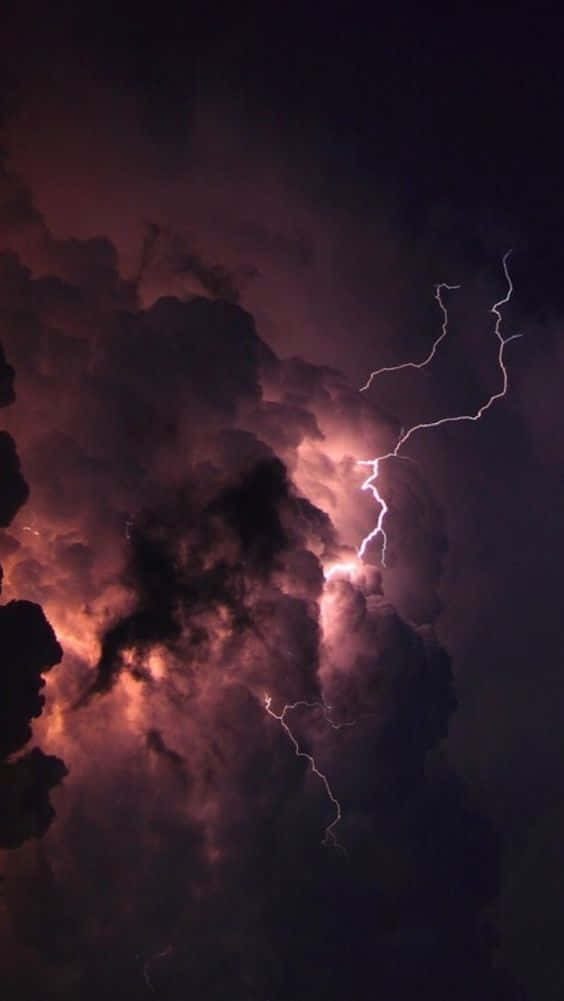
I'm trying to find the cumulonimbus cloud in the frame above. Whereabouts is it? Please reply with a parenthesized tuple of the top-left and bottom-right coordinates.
(0, 162, 520, 1000)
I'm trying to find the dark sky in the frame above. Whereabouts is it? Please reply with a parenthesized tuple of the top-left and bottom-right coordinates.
(0, 4, 563, 999)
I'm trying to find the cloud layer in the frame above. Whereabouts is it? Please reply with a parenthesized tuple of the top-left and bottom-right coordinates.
(0, 162, 523, 1000)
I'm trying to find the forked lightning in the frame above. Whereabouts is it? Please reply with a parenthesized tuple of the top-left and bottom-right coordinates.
(264, 695, 346, 855)
(265, 252, 521, 854)
(358, 251, 521, 564)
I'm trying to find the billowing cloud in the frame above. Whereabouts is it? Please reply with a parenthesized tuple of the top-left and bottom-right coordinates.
(0, 161, 523, 999)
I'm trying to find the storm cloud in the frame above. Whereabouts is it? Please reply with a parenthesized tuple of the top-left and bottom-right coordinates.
(0, 153, 527, 1000)
(0, 326, 66, 852)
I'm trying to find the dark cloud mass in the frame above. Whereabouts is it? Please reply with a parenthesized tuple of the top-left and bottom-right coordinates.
(0, 328, 66, 854)
(4, 6, 560, 993)
(0, 433, 28, 527)
(0, 748, 67, 850)
(0, 151, 527, 1001)
(0, 600, 62, 757)
(0, 342, 15, 406)
(137, 222, 243, 302)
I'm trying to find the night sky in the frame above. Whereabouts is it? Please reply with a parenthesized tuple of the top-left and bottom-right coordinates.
(1, 5, 563, 999)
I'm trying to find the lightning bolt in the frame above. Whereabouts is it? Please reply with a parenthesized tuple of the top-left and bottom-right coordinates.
(263, 252, 520, 854)
(264, 694, 347, 856)
(360, 281, 461, 392)
(357, 251, 522, 565)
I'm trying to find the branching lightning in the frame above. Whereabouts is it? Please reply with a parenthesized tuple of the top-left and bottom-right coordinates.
(263, 252, 521, 857)
(357, 251, 521, 565)
(264, 694, 347, 856)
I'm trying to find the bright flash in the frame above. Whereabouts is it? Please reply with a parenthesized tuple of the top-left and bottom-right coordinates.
(323, 561, 359, 581)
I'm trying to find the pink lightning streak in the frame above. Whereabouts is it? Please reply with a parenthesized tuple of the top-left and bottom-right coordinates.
(360, 281, 461, 392)
(262, 693, 378, 854)
(264, 252, 521, 855)
(357, 250, 522, 565)
(264, 694, 347, 855)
